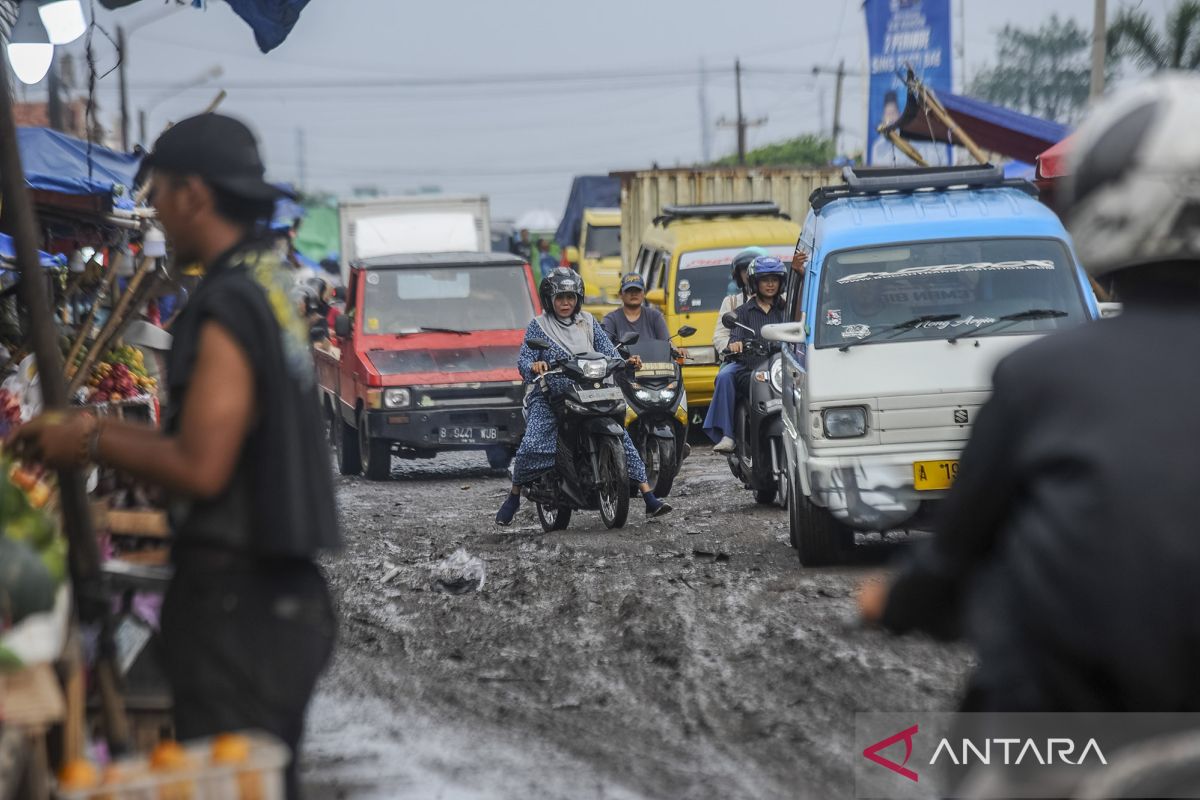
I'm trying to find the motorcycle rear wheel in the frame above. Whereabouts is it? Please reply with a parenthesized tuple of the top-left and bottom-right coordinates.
(597, 436, 630, 529)
(537, 503, 572, 532)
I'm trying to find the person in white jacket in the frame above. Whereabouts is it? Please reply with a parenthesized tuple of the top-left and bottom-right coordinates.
(712, 247, 767, 354)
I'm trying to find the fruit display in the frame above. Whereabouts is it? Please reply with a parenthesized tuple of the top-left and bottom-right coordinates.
(0, 460, 64, 627)
(85, 345, 157, 404)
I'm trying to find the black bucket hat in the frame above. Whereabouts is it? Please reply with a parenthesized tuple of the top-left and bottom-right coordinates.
(136, 113, 292, 202)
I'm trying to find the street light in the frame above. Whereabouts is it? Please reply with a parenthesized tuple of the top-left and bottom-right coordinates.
(39, 0, 86, 46)
(7, 0, 53, 85)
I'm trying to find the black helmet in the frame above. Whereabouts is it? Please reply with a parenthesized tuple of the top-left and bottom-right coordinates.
(747, 255, 787, 295)
(539, 267, 584, 317)
(731, 246, 768, 290)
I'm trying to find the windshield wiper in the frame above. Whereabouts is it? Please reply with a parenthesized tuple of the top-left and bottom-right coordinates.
(838, 314, 961, 352)
(947, 308, 1068, 344)
(395, 326, 472, 337)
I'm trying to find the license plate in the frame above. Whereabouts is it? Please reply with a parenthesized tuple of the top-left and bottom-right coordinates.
(439, 426, 498, 443)
(576, 387, 623, 402)
(913, 460, 958, 491)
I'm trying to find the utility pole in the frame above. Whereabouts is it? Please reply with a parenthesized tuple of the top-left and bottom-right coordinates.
(698, 58, 712, 164)
(716, 59, 766, 165)
(1090, 0, 1107, 100)
(47, 54, 64, 132)
(296, 127, 307, 192)
(117, 26, 129, 151)
(813, 62, 860, 154)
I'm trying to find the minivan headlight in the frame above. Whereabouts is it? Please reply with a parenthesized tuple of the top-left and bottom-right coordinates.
(822, 406, 867, 438)
(579, 359, 607, 379)
(384, 388, 411, 408)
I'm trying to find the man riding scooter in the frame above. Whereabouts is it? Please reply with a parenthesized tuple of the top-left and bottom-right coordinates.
(712, 247, 767, 355)
(705, 256, 789, 453)
(602, 273, 669, 344)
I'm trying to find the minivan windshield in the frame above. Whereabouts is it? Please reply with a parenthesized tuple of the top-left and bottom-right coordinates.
(675, 245, 794, 314)
(584, 225, 621, 259)
(361, 265, 533, 334)
(814, 238, 1088, 349)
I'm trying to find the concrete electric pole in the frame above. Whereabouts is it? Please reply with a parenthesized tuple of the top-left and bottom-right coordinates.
(716, 59, 766, 165)
(1091, 0, 1107, 100)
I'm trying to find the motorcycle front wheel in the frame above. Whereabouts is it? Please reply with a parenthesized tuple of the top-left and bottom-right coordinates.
(537, 503, 572, 532)
(647, 437, 677, 498)
(596, 436, 630, 529)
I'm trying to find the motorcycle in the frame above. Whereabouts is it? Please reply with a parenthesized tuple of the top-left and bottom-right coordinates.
(614, 325, 696, 497)
(720, 312, 788, 507)
(522, 334, 636, 532)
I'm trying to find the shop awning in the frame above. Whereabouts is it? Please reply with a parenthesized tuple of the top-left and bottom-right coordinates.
(1036, 135, 1074, 181)
(897, 90, 1071, 165)
(17, 127, 140, 209)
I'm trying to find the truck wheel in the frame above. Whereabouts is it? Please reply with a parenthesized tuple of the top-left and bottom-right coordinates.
(596, 436, 630, 529)
(486, 446, 514, 471)
(359, 414, 392, 481)
(648, 438, 677, 497)
(335, 413, 361, 476)
(796, 492, 853, 568)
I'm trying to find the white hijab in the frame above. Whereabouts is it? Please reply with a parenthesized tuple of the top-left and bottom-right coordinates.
(535, 310, 597, 355)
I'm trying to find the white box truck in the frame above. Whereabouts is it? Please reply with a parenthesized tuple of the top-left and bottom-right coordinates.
(338, 195, 491, 283)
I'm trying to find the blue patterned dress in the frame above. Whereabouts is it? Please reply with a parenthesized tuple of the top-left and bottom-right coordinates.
(512, 318, 648, 486)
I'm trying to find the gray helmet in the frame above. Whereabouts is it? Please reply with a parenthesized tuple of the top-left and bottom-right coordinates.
(1061, 73, 1200, 278)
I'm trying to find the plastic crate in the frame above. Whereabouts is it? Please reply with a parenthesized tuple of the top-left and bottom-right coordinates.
(57, 731, 288, 800)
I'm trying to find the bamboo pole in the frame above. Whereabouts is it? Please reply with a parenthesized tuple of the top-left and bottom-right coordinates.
(67, 256, 156, 396)
(0, 45, 130, 754)
(912, 81, 990, 165)
(64, 264, 122, 376)
(882, 130, 930, 166)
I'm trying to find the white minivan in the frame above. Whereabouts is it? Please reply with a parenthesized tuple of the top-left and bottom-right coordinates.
(763, 166, 1099, 566)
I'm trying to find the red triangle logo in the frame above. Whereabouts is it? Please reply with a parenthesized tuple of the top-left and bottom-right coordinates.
(863, 724, 919, 782)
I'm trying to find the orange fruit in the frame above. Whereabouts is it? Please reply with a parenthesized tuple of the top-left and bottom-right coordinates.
(149, 740, 191, 771)
(210, 733, 250, 765)
(57, 758, 100, 789)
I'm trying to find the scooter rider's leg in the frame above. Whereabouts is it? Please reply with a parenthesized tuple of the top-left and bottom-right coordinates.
(496, 484, 522, 526)
(622, 431, 673, 518)
(706, 363, 740, 453)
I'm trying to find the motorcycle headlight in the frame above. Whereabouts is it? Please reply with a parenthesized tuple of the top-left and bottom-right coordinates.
(658, 388, 676, 402)
(769, 360, 784, 393)
(634, 388, 656, 403)
(579, 359, 607, 379)
(384, 388, 411, 408)
(822, 406, 868, 438)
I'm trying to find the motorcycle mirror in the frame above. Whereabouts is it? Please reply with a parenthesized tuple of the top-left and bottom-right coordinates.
(526, 337, 553, 351)
(619, 331, 640, 346)
(721, 312, 738, 329)
(677, 325, 697, 338)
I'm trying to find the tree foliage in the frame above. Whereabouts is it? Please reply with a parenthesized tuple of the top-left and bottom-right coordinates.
(1110, 0, 1200, 70)
(712, 134, 835, 168)
(968, 15, 1099, 124)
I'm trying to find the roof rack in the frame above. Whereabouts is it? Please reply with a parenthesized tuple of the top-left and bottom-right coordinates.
(809, 164, 1038, 212)
(653, 201, 788, 227)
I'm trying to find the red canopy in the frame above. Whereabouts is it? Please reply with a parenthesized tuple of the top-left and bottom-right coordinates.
(1036, 135, 1074, 181)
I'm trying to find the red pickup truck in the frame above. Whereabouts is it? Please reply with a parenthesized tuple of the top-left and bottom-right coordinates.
(317, 252, 539, 479)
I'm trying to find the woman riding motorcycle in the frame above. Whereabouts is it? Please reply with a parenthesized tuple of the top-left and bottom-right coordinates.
(496, 268, 674, 525)
(712, 246, 768, 354)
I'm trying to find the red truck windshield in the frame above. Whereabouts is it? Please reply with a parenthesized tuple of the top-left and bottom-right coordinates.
(360, 265, 534, 334)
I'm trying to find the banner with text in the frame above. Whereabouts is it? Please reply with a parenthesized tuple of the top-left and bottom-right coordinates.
(864, 0, 953, 166)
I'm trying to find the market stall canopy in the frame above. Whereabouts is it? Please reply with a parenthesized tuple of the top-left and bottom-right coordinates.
(98, 0, 312, 53)
(1036, 135, 1074, 181)
(515, 209, 559, 232)
(555, 176, 619, 249)
(895, 90, 1070, 166)
(18, 127, 140, 210)
(0, 233, 66, 269)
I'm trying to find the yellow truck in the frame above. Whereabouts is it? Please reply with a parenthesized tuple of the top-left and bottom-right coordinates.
(564, 207, 623, 317)
(631, 204, 800, 410)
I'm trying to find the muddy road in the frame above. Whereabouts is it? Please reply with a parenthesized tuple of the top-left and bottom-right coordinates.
(303, 446, 971, 799)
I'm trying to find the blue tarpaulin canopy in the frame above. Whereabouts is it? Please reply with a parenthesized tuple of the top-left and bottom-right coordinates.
(100, 1, 311, 54)
(0, 233, 66, 269)
(17, 127, 140, 209)
(897, 90, 1070, 165)
(555, 176, 620, 249)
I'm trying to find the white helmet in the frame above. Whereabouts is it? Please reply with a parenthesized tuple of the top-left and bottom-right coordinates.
(1062, 73, 1200, 278)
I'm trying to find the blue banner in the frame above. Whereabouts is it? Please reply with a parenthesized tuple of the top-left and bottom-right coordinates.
(864, 0, 953, 166)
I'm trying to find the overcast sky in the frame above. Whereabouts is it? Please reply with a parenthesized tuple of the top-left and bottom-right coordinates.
(18, 0, 1172, 218)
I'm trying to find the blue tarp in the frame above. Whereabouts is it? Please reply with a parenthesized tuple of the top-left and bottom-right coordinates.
(271, 188, 305, 232)
(554, 176, 620, 249)
(17, 127, 140, 209)
(220, 0, 313, 53)
(0, 233, 66, 269)
(897, 90, 1070, 165)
